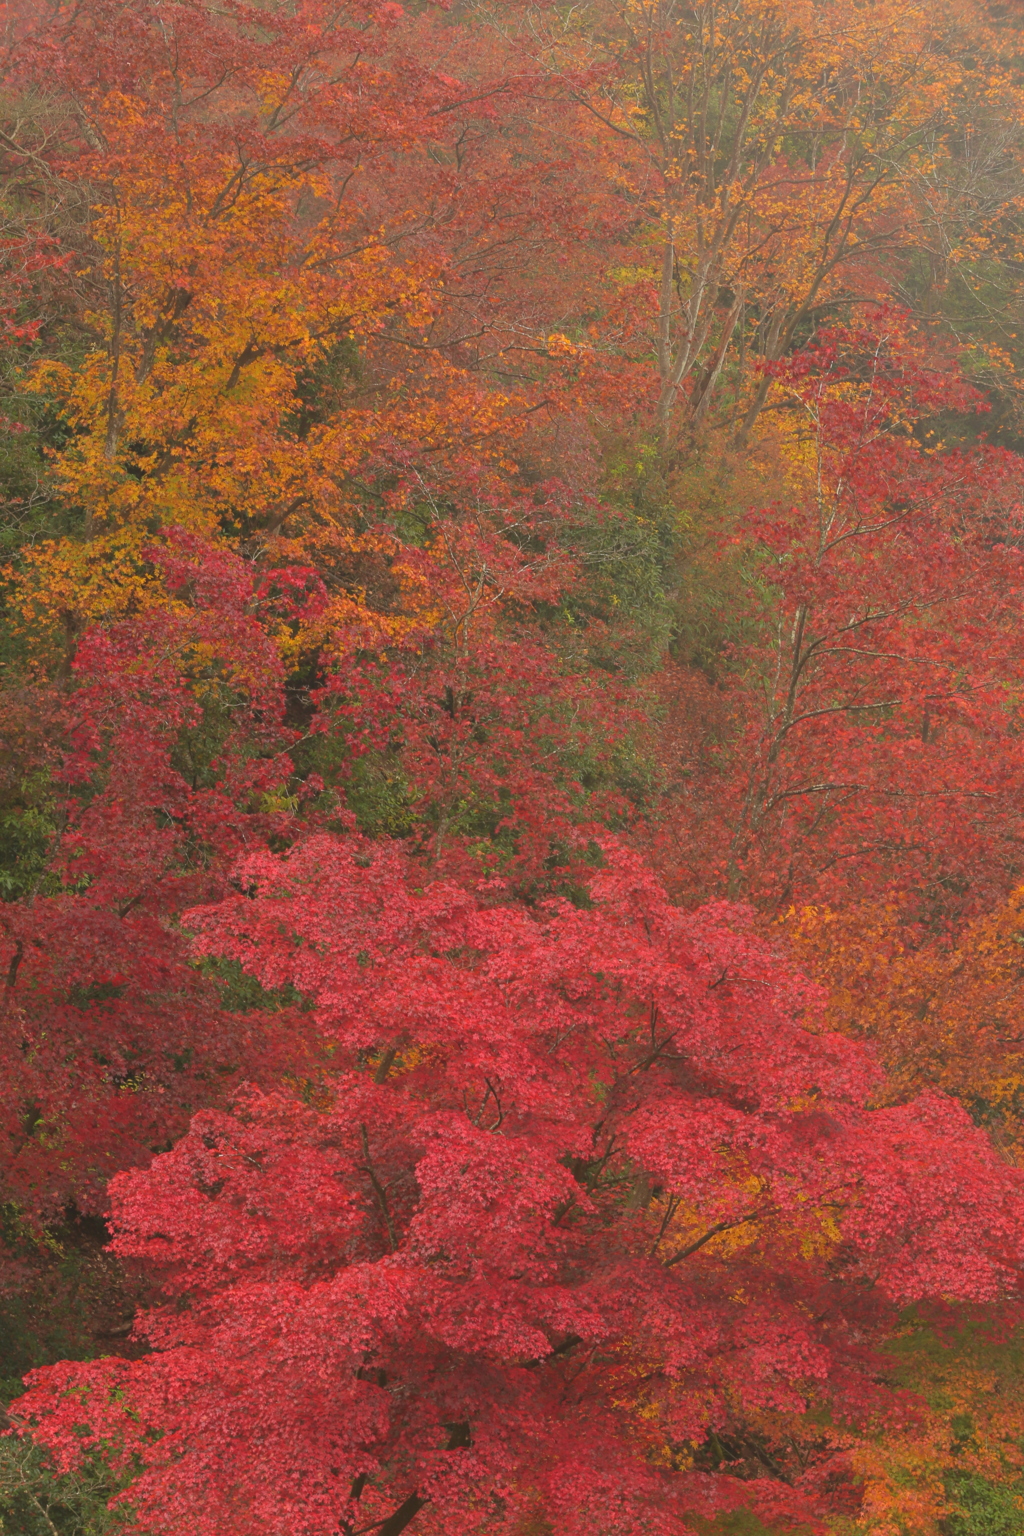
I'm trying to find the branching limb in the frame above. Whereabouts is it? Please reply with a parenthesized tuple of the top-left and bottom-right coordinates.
(360, 1124, 397, 1252)
(664, 1205, 776, 1267)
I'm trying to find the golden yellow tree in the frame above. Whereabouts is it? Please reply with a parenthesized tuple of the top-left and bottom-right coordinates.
(3, 0, 591, 657)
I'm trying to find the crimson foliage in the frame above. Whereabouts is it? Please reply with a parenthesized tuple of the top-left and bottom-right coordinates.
(0, 534, 305, 1229)
(14, 834, 1024, 1534)
(660, 315, 1024, 919)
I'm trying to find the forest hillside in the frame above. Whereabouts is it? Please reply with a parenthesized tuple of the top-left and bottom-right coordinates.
(5, 2, 1024, 1533)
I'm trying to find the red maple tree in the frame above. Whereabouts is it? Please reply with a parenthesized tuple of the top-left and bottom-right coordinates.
(13, 832, 1024, 1533)
(654, 313, 1024, 920)
(0, 532, 310, 1237)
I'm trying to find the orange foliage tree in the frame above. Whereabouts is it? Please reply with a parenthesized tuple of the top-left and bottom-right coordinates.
(2, 0, 619, 655)
(787, 887, 1024, 1160)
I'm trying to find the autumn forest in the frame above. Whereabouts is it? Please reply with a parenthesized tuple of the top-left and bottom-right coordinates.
(7, 1, 1024, 1532)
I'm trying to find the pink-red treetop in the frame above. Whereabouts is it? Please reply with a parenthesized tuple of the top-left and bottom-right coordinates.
(14, 834, 1024, 1534)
